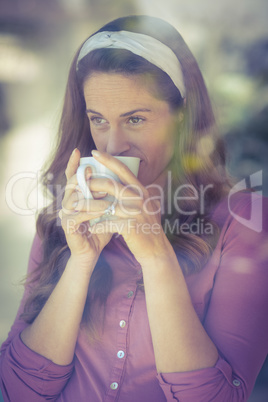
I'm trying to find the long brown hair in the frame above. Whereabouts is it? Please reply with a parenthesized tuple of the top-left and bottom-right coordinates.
(21, 15, 231, 330)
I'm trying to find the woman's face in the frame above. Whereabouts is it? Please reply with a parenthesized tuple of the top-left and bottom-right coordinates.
(83, 72, 178, 187)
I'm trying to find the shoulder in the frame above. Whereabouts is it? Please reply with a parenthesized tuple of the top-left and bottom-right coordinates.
(212, 190, 267, 235)
(211, 191, 268, 278)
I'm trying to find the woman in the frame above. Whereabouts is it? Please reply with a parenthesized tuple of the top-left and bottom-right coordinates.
(1, 15, 267, 402)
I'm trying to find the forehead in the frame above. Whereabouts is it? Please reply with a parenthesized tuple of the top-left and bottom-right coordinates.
(83, 72, 168, 112)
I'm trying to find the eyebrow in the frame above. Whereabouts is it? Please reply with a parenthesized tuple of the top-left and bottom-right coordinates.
(86, 108, 152, 117)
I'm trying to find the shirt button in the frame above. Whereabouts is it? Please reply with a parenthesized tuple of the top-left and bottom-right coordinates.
(119, 320, 126, 328)
(117, 350, 125, 359)
(233, 379, 241, 387)
(110, 382, 118, 390)
(127, 291, 134, 298)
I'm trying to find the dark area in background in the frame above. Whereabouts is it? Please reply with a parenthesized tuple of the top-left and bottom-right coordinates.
(224, 37, 268, 196)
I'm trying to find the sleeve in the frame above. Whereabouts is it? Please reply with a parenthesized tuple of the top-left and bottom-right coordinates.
(156, 194, 268, 402)
(0, 234, 74, 402)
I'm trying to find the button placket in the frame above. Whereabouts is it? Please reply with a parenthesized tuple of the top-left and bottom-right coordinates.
(106, 284, 137, 399)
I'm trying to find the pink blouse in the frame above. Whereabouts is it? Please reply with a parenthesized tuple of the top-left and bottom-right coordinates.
(1, 192, 268, 401)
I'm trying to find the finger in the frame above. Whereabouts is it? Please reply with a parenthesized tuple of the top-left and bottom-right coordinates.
(89, 177, 144, 201)
(61, 217, 90, 236)
(87, 200, 141, 220)
(62, 175, 109, 215)
(65, 148, 81, 180)
(60, 209, 107, 235)
(63, 162, 93, 205)
(61, 194, 118, 219)
(88, 218, 128, 236)
(62, 190, 83, 214)
(72, 197, 114, 215)
(91, 191, 108, 199)
(62, 176, 83, 211)
(61, 196, 141, 230)
(100, 201, 141, 218)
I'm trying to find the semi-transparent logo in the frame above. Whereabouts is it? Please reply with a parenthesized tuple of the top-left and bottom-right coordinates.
(228, 171, 262, 233)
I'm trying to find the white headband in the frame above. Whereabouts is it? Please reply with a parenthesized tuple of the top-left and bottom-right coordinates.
(77, 30, 186, 98)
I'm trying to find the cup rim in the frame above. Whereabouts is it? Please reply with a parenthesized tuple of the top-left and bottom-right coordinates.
(80, 156, 140, 162)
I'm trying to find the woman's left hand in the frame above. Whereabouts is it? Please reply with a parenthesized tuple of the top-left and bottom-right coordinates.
(86, 151, 171, 263)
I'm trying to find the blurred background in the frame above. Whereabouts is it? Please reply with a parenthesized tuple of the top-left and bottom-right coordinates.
(0, 1, 267, 400)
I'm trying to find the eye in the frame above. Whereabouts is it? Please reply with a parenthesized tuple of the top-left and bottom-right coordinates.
(90, 116, 107, 126)
(128, 116, 145, 125)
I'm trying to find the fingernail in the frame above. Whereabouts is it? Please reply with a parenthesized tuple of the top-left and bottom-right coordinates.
(86, 167, 91, 179)
(71, 148, 77, 157)
(94, 191, 107, 199)
(92, 150, 100, 158)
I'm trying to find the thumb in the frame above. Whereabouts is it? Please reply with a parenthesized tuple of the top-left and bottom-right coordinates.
(65, 148, 81, 180)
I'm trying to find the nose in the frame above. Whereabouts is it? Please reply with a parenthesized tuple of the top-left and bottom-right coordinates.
(105, 128, 131, 156)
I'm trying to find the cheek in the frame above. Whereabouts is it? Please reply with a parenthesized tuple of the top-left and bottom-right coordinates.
(144, 143, 173, 171)
(90, 131, 106, 151)
(147, 128, 175, 163)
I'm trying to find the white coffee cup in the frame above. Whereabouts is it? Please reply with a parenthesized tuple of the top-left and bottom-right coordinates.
(76, 156, 140, 200)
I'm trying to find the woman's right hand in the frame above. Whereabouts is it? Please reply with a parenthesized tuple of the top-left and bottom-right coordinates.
(60, 148, 113, 266)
